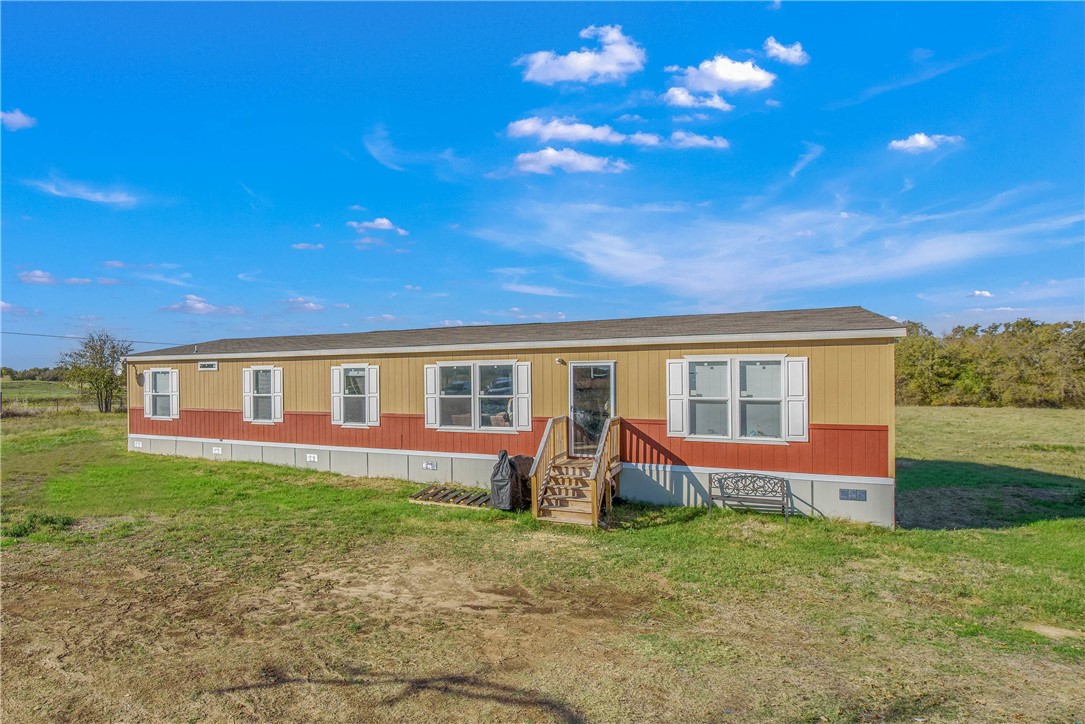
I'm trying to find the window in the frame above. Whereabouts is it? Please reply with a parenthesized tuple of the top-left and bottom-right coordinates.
(424, 361, 532, 432)
(243, 366, 283, 423)
(143, 368, 178, 419)
(330, 364, 380, 427)
(667, 356, 807, 442)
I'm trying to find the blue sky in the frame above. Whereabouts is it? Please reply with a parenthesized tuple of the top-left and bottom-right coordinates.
(2, 2, 1083, 368)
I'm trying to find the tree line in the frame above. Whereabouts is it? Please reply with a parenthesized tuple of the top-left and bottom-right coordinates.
(895, 318, 1085, 408)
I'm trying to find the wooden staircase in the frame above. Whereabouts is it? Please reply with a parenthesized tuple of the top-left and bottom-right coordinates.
(537, 456, 596, 525)
(530, 417, 620, 527)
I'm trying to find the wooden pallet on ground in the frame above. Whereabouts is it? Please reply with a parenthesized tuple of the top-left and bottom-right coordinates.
(408, 484, 492, 509)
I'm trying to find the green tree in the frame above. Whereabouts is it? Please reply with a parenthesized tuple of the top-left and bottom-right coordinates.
(58, 331, 133, 412)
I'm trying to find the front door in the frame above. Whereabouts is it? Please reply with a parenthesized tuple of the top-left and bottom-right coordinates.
(569, 362, 615, 456)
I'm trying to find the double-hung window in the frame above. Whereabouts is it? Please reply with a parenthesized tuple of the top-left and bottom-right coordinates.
(424, 361, 532, 432)
(143, 368, 179, 419)
(330, 364, 380, 427)
(667, 356, 807, 442)
(243, 366, 283, 423)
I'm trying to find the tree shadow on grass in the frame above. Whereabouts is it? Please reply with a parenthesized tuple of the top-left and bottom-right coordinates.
(896, 459, 1085, 530)
(213, 669, 584, 723)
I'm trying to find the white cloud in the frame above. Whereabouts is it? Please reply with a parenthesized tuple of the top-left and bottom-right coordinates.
(670, 131, 730, 150)
(765, 99, 782, 108)
(667, 55, 776, 93)
(617, 113, 644, 122)
(438, 319, 492, 327)
(363, 125, 406, 171)
(968, 290, 993, 298)
(161, 295, 243, 316)
(97, 277, 120, 285)
(485, 307, 568, 321)
(64, 278, 92, 285)
(514, 147, 630, 175)
(135, 272, 193, 287)
(291, 243, 324, 250)
(888, 132, 965, 153)
(763, 36, 810, 65)
(1, 109, 37, 131)
(28, 178, 139, 206)
(347, 217, 409, 236)
(18, 270, 56, 285)
(474, 187, 1083, 309)
(661, 87, 734, 111)
(282, 296, 325, 312)
(517, 25, 646, 85)
(367, 313, 405, 322)
(508, 117, 662, 147)
(102, 260, 180, 270)
(672, 113, 710, 123)
(502, 282, 573, 297)
(404, 284, 422, 291)
(508, 117, 624, 144)
(789, 142, 825, 178)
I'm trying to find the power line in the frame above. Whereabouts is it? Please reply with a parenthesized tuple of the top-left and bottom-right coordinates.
(1, 331, 184, 346)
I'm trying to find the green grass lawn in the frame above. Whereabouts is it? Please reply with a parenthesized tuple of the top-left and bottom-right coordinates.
(1, 407, 1083, 722)
(0, 378, 82, 408)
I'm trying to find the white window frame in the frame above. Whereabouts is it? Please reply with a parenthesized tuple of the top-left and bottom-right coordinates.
(675, 354, 794, 445)
(143, 367, 179, 420)
(243, 365, 283, 424)
(330, 364, 380, 428)
(428, 360, 529, 434)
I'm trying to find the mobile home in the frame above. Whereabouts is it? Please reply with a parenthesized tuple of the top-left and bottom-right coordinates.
(126, 306, 904, 527)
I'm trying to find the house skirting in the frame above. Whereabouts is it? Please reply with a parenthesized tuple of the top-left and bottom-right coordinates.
(126, 434, 895, 528)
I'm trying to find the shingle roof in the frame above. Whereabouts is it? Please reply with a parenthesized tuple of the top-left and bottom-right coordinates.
(129, 306, 903, 358)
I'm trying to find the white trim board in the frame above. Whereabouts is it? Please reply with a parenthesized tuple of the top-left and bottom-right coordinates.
(127, 327, 907, 362)
(621, 462, 896, 486)
(127, 433, 500, 461)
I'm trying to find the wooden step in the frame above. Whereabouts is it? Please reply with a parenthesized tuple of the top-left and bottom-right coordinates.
(539, 497, 593, 513)
(537, 508, 595, 526)
(546, 475, 590, 486)
(540, 488, 589, 501)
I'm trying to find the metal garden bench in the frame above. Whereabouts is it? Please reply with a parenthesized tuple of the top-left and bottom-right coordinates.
(708, 472, 792, 523)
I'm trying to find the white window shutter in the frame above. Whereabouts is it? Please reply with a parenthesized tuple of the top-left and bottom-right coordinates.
(424, 364, 439, 428)
(666, 359, 689, 437)
(169, 369, 180, 419)
(271, 367, 284, 423)
(330, 366, 344, 425)
(143, 370, 152, 418)
(366, 365, 381, 426)
(242, 368, 254, 421)
(785, 357, 809, 442)
(514, 362, 532, 431)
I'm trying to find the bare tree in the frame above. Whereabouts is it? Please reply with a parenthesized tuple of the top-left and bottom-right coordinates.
(58, 331, 133, 412)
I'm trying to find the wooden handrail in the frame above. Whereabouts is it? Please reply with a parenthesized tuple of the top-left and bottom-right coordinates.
(586, 416, 621, 527)
(530, 415, 569, 519)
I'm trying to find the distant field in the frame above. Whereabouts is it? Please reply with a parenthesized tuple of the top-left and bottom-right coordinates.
(1, 407, 1082, 722)
(0, 379, 81, 407)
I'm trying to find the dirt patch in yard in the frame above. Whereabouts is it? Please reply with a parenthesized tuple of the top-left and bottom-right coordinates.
(4, 538, 1083, 723)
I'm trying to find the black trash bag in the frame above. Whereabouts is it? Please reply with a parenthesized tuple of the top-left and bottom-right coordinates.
(490, 450, 515, 511)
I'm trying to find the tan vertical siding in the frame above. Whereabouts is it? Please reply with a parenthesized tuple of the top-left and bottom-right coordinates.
(128, 337, 896, 428)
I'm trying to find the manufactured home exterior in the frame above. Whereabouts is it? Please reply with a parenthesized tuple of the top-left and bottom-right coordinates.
(126, 306, 904, 527)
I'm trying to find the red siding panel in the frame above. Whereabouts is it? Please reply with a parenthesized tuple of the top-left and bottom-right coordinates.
(129, 409, 545, 457)
(129, 409, 888, 478)
(620, 419, 888, 478)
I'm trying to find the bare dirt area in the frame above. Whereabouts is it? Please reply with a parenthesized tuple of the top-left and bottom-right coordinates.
(4, 536, 1082, 723)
